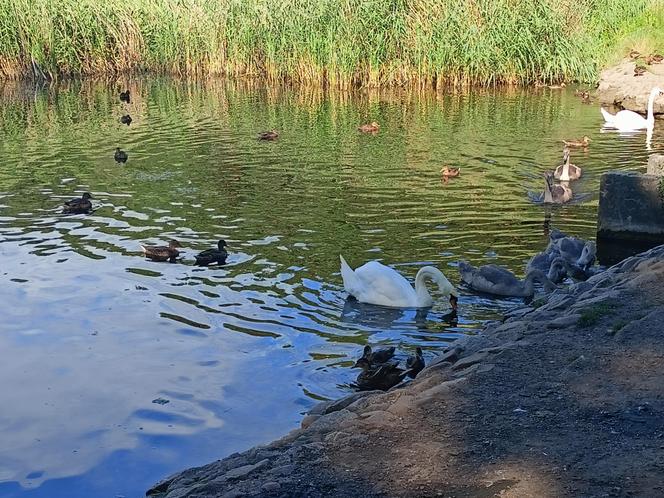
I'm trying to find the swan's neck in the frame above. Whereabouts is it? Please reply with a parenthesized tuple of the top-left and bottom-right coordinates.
(543, 178, 553, 203)
(414, 268, 435, 306)
(414, 266, 455, 306)
(524, 270, 555, 295)
(647, 89, 659, 126)
(562, 157, 571, 180)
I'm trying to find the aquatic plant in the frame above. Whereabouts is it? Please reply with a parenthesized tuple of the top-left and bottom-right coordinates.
(0, 0, 659, 86)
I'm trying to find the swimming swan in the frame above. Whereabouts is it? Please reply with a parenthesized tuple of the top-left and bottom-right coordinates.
(601, 87, 663, 131)
(458, 262, 556, 298)
(340, 256, 458, 309)
(554, 147, 582, 181)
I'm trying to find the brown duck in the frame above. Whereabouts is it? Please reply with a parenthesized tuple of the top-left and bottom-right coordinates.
(141, 240, 182, 262)
(634, 65, 647, 76)
(353, 357, 412, 391)
(563, 135, 591, 148)
(440, 166, 460, 178)
(358, 122, 380, 133)
(258, 130, 279, 141)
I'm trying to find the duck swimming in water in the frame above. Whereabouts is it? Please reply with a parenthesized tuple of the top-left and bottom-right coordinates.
(194, 240, 228, 266)
(353, 357, 412, 391)
(141, 240, 182, 262)
(119, 90, 130, 103)
(358, 122, 380, 133)
(257, 130, 279, 141)
(360, 345, 396, 365)
(63, 192, 93, 214)
(114, 148, 128, 163)
(120, 114, 132, 125)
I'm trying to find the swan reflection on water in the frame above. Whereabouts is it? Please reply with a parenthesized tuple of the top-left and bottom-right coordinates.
(340, 296, 458, 330)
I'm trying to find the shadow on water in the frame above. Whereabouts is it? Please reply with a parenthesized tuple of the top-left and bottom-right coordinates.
(0, 78, 661, 497)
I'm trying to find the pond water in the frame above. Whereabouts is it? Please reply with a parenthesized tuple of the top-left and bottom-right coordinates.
(0, 79, 659, 497)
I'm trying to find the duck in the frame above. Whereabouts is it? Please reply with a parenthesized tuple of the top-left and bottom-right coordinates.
(601, 87, 663, 131)
(634, 65, 647, 76)
(358, 122, 380, 133)
(194, 239, 228, 266)
(548, 236, 596, 269)
(543, 172, 573, 204)
(120, 114, 132, 125)
(63, 192, 93, 214)
(459, 261, 556, 298)
(629, 49, 641, 59)
(114, 147, 128, 163)
(554, 147, 582, 181)
(353, 357, 411, 391)
(340, 256, 458, 309)
(405, 347, 425, 379)
(548, 83, 566, 89)
(257, 130, 279, 141)
(648, 54, 663, 64)
(360, 345, 396, 365)
(119, 90, 130, 103)
(574, 90, 590, 98)
(440, 166, 460, 178)
(563, 135, 591, 148)
(141, 240, 182, 262)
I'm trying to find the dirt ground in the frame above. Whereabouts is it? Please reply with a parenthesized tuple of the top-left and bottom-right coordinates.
(148, 247, 664, 498)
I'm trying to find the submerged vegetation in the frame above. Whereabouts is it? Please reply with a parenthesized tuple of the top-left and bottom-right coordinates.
(0, 0, 661, 86)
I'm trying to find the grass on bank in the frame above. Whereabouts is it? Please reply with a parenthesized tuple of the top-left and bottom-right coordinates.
(0, 0, 661, 86)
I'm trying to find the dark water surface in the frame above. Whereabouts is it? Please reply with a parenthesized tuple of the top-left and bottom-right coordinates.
(0, 79, 659, 497)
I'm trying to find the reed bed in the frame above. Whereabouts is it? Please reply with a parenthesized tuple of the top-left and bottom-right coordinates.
(0, 0, 659, 86)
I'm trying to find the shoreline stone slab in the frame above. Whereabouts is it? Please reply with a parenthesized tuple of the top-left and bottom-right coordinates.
(597, 59, 664, 115)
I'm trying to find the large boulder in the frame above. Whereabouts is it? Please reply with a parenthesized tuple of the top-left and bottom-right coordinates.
(597, 59, 664, 115)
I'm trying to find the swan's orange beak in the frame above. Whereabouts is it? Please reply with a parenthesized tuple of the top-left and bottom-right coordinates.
(449, 294, 458, 311)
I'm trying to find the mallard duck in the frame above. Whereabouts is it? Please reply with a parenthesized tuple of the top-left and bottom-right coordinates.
(194, 240, 228, 266)
(63, 192, 93, 214)
(360, 345, 395, 365)
(650, 54, 663, 64)
(114, 148, 128, 163)
(554, 147, 582, 181)
(120, 114, 132, 125)
(353, 357, 411, 391)
(119, 90, 130, 103)
(547, 257, 595, 282)
(440, 166, 460, 177)
(458, 261, 556, 298)
(141, 240, 182, 262)
(543, 172, 572, 204)
(548, 83, 566, 89)
(574, 90, 589, 98)
(257, 130, 279, 141)
(634, 65, 647, 76)
(629, 49, 641, 59)
(563, 135, 591, 148)
(358, 122, 380, 133)
(405, 347, 424, 378)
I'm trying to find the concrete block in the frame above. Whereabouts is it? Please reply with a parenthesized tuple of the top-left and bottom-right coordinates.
(597, 171, 664, 240)
(647, 154, 664, 176)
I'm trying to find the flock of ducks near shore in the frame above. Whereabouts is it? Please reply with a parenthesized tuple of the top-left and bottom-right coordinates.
(62, 82, 652, 392)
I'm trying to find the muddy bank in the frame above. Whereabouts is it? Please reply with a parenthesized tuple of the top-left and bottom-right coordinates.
(148, 246, 664, 498)
(597, 58, 664, 114)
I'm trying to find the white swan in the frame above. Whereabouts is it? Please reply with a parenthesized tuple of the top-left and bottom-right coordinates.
(340, 256, 458, 309)
(601, 87, 663, 131)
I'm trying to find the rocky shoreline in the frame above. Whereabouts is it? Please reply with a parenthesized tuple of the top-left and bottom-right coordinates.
(597, 58, 664, 115)
(148, 245, 664, 498)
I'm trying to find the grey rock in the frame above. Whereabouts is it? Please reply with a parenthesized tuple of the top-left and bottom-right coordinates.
(430, 347, 463, 366)
(597, 59, 664, 114)
(452, 351, 489, 371)
(647, 154, 664, 176)
(547, 314, 582, 329)
(261, 481, 281, 493)
(224, 459, 269, 480)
